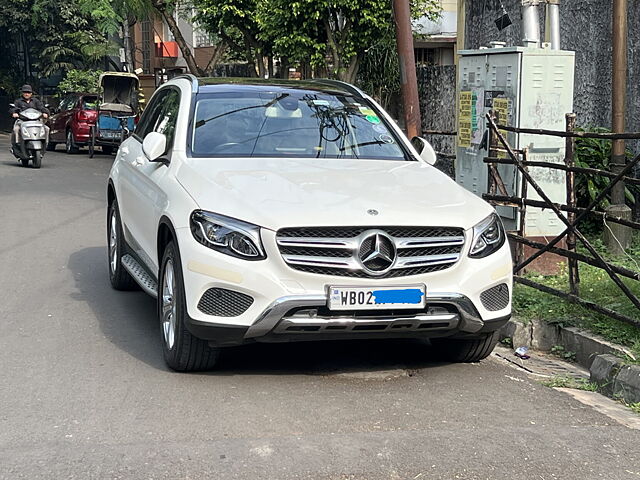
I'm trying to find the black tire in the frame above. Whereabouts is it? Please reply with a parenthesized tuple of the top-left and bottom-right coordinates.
(32, 150, 42, 169)
(66, 130, 79, 154)
(21, 158, 29, 167)
(89, 126, 97, 158)
(107, 199, 138, 290)
(159, 241, 220, 372)
(102, 145, 114, 155)
(46, 142, 56, 152)
(431, 331, 499, 363)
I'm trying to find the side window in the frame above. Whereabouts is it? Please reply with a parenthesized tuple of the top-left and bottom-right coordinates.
(64, 96, 77, 111)
(135, 90, 170, 138)
(151, 89, 180, 148)
(57, 97, 70, 111)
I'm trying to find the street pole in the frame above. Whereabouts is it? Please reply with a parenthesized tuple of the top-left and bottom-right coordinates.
(393, 0, 422, 139)
(605, 0, 632, 254)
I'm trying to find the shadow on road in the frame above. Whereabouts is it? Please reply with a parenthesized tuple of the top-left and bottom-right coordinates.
(68, 247, 444, 376)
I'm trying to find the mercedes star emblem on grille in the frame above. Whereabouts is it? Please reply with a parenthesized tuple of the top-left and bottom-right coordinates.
(367, 209, 379, 216)
(358, 231, 396, 274)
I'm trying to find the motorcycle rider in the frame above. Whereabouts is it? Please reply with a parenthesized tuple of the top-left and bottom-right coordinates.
(10, 84, 50, 152)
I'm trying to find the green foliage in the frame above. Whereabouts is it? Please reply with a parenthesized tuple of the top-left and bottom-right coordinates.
(541, 376, 599, 391)
(194, 0, 262, 69)
(574, 127, 638, 234)
(629, 402, 640, 415)
(500, 336, 513, 348)
(550, 345, 577, 362)
(0, 0, 114, 79)
(57, 69, 102, 95)
(513, 234, 640, 361)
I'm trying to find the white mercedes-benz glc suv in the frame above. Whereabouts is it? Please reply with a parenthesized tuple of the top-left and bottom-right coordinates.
(107, 76, 512, 371)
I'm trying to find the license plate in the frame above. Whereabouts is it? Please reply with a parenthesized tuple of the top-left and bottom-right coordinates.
(328, 285, 426, 310)
(101, 131, 119, 139)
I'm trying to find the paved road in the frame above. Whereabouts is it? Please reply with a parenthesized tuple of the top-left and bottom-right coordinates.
(1, 136, 639, 480)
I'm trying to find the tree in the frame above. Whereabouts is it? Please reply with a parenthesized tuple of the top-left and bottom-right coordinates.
(81, 0, 207, 75)
(255, 0, 388, 83)
(193, 0, 266, 77)
(0, 0, 114, 79)
(57, 69, 102, 95)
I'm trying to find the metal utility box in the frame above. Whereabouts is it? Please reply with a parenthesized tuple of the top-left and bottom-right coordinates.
(455, 46, 575, 236)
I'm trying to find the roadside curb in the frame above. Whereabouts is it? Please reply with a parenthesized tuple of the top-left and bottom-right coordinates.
(500, 319, 640, 404)
(590, 355, 640, 403)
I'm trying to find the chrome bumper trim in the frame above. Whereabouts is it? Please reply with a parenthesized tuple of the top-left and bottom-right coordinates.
(273, 313, 458, 334)
(244, 292, 484, 339)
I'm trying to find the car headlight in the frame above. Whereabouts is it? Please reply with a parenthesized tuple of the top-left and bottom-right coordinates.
(468, 213, 506, 258)
(190, 210, 266, 260)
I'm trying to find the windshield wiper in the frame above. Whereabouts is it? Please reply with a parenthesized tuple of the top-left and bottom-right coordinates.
(195, 94, 286, 129)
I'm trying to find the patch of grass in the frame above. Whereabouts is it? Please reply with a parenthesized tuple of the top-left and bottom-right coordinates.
(628, 402, 640, 415)
(541, 376, 599, 391)
(513, 233, 640, 362)
(500, 337, 513, 348)
(550, 345, 577, 362)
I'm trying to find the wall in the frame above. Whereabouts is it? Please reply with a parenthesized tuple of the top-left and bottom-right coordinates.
(463, 0, 640, 136)
(418, 65, 457, 178)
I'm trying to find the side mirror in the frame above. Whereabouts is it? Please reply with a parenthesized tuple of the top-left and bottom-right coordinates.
(411, 136, 437, 165)
(44, 103, 50, 108)
(142, 132, 167, 162)
(9, 103, 15, 108)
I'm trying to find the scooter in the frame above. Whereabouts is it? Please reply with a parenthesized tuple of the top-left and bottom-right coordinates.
(10, 106, 48, 168)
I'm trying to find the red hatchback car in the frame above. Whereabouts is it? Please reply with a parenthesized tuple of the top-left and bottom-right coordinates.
(48, 93, 115, 154)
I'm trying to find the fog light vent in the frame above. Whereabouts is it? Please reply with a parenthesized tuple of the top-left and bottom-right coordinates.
(197, 288, 254, 317)
(480, 283, 510, 311)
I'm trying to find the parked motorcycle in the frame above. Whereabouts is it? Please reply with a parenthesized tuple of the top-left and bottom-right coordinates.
(10, 106, 48, 168)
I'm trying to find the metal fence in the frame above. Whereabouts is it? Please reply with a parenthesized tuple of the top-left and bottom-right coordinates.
(482, 113, 640, 328)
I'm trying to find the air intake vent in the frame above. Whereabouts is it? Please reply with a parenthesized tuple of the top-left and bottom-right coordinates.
(480, 283, 510, 311)
(197, 288, 254, 317)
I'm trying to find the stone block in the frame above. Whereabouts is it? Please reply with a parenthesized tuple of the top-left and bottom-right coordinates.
(589, 354, 621, 396)
(613, 365, 640, 404)
(512, 321, 532, 349)
(560, 327, 623, 369)
(530, 318, 560, 351)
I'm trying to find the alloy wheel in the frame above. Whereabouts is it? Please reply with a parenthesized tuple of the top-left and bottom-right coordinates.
(109, 209, 118, 274)
(161, 259, 177, 350)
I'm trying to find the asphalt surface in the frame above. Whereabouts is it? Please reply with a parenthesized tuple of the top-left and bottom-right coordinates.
(1, 135, 639, 480)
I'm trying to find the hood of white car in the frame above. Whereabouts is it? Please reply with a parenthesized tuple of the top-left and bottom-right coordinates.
(176, 158, 494, 231)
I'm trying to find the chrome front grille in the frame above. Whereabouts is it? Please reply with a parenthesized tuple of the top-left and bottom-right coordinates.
(277, 226, 465, 278)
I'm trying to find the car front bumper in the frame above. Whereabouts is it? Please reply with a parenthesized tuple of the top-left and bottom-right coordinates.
(175, 227, 513, 346)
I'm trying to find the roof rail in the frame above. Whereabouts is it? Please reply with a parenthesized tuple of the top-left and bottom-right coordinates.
(307, 78, 366, 97)
(172, 74, 199, 93)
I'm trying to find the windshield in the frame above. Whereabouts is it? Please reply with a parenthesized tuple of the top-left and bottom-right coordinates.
(190, 90, 409, 160)
(82, 97, 98, 110)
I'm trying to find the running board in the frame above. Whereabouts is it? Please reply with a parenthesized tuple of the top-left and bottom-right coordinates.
(121, 254, 158, 298)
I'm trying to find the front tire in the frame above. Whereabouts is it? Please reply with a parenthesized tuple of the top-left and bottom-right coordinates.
(20, 158, 29, 167)
(32, 150, 42, 169)
(66, 130, 79, 154)
(431, 331, 499, 363)
(107, 199, 138, 290)
(159, 241, 220, 372)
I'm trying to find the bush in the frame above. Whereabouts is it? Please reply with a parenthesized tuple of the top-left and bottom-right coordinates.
(57, 69, 102, 95)
(574, 127, 638, 234)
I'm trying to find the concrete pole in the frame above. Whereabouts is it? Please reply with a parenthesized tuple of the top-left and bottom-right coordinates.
(393, 0, 422, 139)
(605, 0, 632, 255)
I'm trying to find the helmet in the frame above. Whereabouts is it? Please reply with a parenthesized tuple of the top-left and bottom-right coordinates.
(21, 84, 33, 93)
